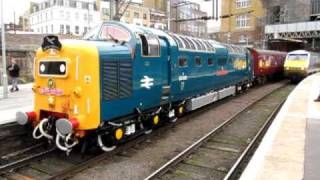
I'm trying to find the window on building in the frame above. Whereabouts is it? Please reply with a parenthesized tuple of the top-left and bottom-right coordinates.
(76, 1, 81, 8)
(125, 11, 130, 17)
(236, 0, 251, 8)
(82, 2, 89, 9)
(134, 12, 140, 18)
(66, 25, 70, 34)
(65, 0, 70, 7)
(41, 27, 43, 34)
(236, 14, 250, 28)
(178, 57, 188, 67)
(60, 24, 64, 34)
(66, 11, 70, 20)
(89, 15, 93, 21)
(102, 8, 109, 16)
(84, 14, 88, 21)
(57, 0, 63, 6)
(194, 56, 202, 67)
(75, 12, 79, 20)
(139, 34, 160, 57)
(75, 26, 79, 34)
(51, 24, 54, 33)
(45, 26, 48, 34)
(84, 27, 88, 34)
(70, 0, 77, 8)
(143, 13, 147, 20)
(59, 10, 64, 18)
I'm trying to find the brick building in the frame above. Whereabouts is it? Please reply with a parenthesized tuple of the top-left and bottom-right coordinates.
(215, 0, 266, 48)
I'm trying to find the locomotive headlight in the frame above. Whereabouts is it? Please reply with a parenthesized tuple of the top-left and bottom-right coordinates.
(40, 64, 46, 73)
(60, 64, 66, 73)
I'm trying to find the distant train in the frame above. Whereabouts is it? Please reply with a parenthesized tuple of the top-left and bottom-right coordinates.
(284, 50, 320, 82)
(15, 21, 286, 153)
(249, 48, 287, 84)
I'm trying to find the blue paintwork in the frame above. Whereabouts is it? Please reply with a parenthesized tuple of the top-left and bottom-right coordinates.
(90, 21, 253, 121)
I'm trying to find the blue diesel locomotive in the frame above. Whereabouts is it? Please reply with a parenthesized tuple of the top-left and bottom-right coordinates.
(16, 21, 253, 152)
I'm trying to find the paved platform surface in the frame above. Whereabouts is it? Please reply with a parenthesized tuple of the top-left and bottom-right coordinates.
(0, 83, 33, 125)
(240, 73, 320, 180)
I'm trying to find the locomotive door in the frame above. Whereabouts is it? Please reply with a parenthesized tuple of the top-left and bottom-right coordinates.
(137, 34, 170, 109)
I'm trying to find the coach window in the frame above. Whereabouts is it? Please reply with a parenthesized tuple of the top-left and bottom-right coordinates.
(139, 34, 160, 57)
(195, 56, 202, 67)
(178, 57, 188, 67)
(208, 57, 214, 66)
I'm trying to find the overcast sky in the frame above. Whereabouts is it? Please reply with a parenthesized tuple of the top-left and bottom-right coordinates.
(0, 0, 220, 31)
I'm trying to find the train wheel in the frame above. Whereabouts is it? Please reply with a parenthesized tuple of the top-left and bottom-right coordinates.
(97, 134, 116, 152)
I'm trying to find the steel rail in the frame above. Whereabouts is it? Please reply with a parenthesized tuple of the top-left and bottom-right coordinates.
(223, 100, 285, 180)
(0, 146, 56, 173)
(144, 83, 287, 180)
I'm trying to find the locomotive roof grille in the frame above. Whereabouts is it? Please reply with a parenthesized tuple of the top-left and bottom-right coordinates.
(168, 33, 217, 53)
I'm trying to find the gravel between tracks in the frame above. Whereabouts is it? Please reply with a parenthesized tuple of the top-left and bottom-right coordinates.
(72, 82, 287, 180)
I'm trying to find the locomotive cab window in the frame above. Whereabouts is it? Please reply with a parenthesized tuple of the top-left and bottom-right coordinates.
(39, 60, 67, 77)
(178, 57, 188, 67)
(139, 34, 160, 57)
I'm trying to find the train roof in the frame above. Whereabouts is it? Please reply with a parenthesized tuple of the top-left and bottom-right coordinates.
(288, 50, 311, 55)
(249, 48, 287, 55)
(107, 21, 230, 53)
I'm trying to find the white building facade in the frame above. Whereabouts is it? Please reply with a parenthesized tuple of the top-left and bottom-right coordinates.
(29, 0, 101, 36)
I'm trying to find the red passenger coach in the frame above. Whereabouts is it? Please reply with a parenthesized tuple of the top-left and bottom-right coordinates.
(249, 48, 287, 84)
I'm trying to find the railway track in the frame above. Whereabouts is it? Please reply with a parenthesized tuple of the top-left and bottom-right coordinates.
(0, 82, 292, 180)
(144, 85, 292, 180)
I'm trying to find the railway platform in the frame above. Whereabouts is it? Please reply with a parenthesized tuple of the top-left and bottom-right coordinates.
(0, 83, 33, 125)
(240, 73, 320, 180)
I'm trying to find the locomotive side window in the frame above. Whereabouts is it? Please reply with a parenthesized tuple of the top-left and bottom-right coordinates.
(185, 37, 196, 49)
(139, 34, 160, 57)
(208, 57, 214, 66)
(192, 39, 201, 50)
(198, 40, 207, 51)
(171, 34, 184, 48)
(180, 36, 191, 49)
(195, 56, 202, 67)
(178, 57, 188, 67)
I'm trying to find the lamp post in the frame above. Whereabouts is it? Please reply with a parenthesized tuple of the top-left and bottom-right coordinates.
(1, 0, 8, 99)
